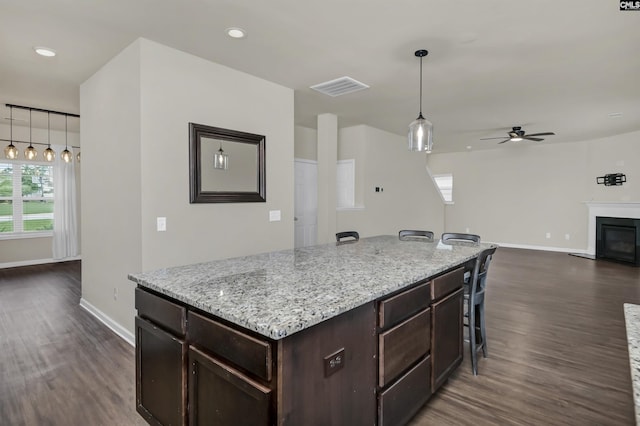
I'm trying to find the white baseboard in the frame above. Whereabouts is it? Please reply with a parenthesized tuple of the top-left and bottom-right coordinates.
(0, 255, 82, 270)
(490, 241, 587, 254)
(79, 298, 135, 347)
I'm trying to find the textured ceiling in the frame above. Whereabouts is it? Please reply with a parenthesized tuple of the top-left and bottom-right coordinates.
(0, 0, 638, 152)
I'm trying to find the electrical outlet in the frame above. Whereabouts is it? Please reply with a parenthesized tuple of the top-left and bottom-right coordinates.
(113, 287, 118, 300)
(546, 232, 551, 239)
(565, 233, 570, 240)
(465, 227, 470, 233)
(324, 348, 345, 377)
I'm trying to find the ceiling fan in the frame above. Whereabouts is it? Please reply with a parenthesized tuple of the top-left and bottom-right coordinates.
(480, 126, 555, 144)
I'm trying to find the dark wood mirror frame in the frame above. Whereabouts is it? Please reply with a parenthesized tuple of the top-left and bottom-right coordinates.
(189, 122, 266, 203)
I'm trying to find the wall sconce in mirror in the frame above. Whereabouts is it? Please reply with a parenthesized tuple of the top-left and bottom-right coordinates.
(189, 122, 266, 203)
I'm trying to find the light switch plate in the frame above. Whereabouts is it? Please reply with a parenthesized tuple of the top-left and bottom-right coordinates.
(269, 210, 281, 222)
(157, 217, 167, 232)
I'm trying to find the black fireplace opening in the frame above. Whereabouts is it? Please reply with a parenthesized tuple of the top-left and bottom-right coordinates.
(596, 216, 640, 266)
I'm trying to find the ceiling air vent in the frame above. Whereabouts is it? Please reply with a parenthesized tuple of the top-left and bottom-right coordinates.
(310, 76, 369, 97)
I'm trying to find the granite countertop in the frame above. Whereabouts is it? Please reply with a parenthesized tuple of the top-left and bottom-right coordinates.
(624, 303, 640, 425)
(129, 235, 494, 340)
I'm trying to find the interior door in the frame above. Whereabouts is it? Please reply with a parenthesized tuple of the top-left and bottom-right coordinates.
(294, 159, 318, 248)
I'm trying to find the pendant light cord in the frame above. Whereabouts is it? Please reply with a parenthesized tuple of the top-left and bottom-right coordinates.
(47, 113, 50, 147)
(29, 110, 32, 146)
(9, 107, 12, 142)
(419, 55, 423, 117)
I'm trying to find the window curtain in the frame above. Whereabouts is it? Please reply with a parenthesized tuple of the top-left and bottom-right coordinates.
(52, 145, 79, 260)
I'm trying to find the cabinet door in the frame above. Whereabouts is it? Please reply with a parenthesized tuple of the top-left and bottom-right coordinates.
(431, 288, 464, 391)
(189, 346, 272, 426)
(136, 316, 187, 426)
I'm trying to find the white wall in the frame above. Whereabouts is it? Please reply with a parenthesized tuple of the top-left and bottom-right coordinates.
(81, 38, 294, 334)
(428, 130, 640, 250)
(336, 125, 445, 237)
(80, 40, 143, 333)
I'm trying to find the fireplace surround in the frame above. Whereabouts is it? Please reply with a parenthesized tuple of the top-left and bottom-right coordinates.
(596, 216, 640, 266)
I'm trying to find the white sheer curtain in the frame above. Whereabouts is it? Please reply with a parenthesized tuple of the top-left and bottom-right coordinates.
(52, 144, 79, 260)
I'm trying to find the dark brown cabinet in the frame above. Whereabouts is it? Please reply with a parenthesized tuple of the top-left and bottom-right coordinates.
(135, 317, 187, 426)
(135, 264, 467, 426)
(188, 346, 272, 426)
(431, 287, 464, 391)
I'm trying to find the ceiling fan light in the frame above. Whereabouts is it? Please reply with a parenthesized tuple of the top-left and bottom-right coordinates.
(510, 137, 523, 142)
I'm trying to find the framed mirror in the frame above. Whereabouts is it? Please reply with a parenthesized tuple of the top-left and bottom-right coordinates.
(189, 123, 266, 203)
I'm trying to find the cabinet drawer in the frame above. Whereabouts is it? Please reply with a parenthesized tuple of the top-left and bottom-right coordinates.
(135, 287, 186, 337)
(378, 355, 431, 426)
(431, 267, 464, 301)
(378, 281, 430, 329)
(379, 308, 430, 387)
(188, 311, 272, 382)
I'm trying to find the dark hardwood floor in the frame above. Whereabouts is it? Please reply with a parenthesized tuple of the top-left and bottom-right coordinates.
(1, 249, 638, 425)
(412, 248, 640, 426)
(0, 261, 146, 426)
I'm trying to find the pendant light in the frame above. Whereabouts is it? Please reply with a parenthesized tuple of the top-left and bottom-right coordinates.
(24, 109, 38, 160)
(213, 142, 228, 170)
(4, 106, 18, 159)
(408, 49, 433, 153)
(61, 115, 72, 163)
(43, 112, 55, 162)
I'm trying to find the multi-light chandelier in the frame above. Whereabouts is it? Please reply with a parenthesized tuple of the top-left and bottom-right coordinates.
(2, 104, 80, 163)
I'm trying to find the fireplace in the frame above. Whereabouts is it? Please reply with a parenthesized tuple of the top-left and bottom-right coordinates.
(596, 216, 640, 266)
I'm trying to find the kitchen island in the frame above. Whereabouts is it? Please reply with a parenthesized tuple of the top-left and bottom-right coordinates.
(129, 235, 495, 425)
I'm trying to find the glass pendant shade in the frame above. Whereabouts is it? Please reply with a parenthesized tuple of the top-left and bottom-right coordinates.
(44, 147, 55, 162)
(25, 144, 37, 160)
(61, 148, 73, 163)
(76, 152, 81, 163)
(408, 114, 433, 153)
(4, 143, 18, 159)
(213, 147, 228, 170)
(408, 49, 433, 153)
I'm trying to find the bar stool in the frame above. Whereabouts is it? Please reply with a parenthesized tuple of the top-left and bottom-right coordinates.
(398, 230, 434, 241)
(441, 232, 481, 244)
(465, 246, 497, 375)
(336, 231, 359, 242)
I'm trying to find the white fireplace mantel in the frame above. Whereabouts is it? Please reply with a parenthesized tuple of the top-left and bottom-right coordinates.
(584, 202, 640, 255)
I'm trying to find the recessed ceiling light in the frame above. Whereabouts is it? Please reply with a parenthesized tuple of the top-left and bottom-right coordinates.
(226, 27, 246, 39)
(608, 112, 623, 118)
(34, 47, 56, 57)
(466, 146, 472, 150)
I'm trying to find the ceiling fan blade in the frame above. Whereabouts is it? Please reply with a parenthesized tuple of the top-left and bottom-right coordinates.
(525, 132, 555, 137)
(497, 139, 511, 144)
(480, 137, 509, 140)
(523, 137, 544, 142)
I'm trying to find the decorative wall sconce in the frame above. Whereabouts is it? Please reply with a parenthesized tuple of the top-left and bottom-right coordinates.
(597, 173, 626, 186)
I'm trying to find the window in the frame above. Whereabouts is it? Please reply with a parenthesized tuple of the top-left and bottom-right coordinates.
(433, 173, 453, 203)
(0, 162, 54, 235)
(337, 159, 355, 209)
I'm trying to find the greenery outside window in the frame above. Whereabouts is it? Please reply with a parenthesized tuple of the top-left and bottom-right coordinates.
(0, 162, 54, 235)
